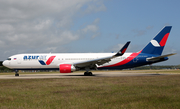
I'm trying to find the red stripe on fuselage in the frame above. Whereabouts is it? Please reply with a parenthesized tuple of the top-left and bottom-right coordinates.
(160, 33, 169, 47)
(101, 51, 142, 68)
(46, 56, 56, 65)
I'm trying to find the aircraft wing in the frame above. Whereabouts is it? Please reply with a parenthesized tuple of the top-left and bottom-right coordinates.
(146, 53, 176, 61)
(73, 41, 130, 69)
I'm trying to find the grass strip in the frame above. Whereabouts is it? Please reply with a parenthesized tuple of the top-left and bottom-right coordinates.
(0, 75, 180, 109)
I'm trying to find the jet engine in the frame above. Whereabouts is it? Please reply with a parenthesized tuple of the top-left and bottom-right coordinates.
(59, 64, 76, 73)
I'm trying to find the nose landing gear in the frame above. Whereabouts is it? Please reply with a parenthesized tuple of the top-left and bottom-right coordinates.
(15, 70, 19, 76)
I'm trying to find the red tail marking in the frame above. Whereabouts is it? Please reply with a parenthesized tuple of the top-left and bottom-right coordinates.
(160, 33, 169, 47)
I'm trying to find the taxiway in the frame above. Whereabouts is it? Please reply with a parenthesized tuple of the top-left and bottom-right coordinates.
(0, 71, 174, 79)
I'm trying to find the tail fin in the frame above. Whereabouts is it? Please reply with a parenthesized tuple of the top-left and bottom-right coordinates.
(141, 26, 172, 55)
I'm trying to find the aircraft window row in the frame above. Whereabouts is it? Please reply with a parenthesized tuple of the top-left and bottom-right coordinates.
(63, 57, 129, 60)
(65, 58, 95, 60)
(137, 56, 147, 57)
(114, 57, 129, 60)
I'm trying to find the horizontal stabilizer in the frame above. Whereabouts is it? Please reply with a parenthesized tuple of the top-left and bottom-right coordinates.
(147, 53, 176, 61)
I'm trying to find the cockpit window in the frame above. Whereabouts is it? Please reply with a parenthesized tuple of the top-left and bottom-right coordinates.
(7, 58, 11, 60)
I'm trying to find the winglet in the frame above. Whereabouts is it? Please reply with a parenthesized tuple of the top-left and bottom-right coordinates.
(114, 41, 130, 57)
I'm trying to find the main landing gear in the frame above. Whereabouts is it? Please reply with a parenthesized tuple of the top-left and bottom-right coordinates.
(84, 71, 93, 76)
(15, 70, 19, 76)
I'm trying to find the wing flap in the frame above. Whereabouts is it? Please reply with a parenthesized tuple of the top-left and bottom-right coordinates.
(73, 56, 111, 68)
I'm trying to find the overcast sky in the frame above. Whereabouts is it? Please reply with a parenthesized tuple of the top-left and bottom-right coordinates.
(0, 0, 179, 65)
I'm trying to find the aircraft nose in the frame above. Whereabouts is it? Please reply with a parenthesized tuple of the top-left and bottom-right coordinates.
(2, 61, 9, 67)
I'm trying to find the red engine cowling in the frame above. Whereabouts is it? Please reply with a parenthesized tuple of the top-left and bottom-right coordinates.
(59, 64, 76, 73)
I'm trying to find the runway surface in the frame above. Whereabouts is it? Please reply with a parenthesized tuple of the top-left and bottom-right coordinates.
(0, 71, 175, 79)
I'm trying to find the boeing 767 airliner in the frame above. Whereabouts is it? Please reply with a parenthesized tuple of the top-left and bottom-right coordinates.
(2, 26, 176, 76)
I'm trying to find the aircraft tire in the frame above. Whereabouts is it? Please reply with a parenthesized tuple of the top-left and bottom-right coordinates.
(89, 72, 93, 76)
(84, 72, 93, 76)
(15, 74, 19, 76)
(84, 72, 88, 76)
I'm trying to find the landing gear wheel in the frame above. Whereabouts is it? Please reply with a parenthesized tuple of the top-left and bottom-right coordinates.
(15, 70, 19, 76)
(15, 73, 19, 76)
(84, 72, 88, 76)
(89, 72, 92, 76)
(84, 72, 93, 76)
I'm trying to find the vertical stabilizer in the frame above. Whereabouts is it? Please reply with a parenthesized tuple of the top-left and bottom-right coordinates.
(141, 26, 172, 55)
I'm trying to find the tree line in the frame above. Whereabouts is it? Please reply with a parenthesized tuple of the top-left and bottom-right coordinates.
(134, 65, 180, 70)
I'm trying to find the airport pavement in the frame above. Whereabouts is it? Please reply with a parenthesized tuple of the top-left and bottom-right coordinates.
(0, 72, 174, 79)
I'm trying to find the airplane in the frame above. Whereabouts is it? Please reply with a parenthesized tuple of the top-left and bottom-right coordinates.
(2, 26, 176, 76)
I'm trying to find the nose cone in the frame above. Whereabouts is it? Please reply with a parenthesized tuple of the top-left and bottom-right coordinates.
(2, 61, 9, 67)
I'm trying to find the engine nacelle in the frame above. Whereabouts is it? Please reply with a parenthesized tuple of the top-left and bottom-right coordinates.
(59, 64, 76, 73)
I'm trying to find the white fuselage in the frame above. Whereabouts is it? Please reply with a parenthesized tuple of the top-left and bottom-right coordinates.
(3, 53, 132, 69)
